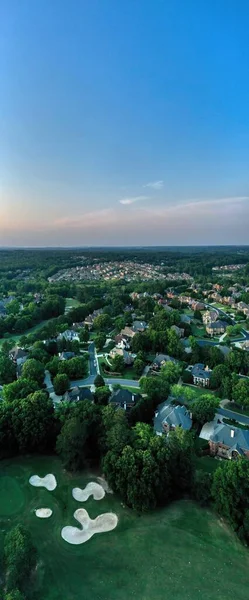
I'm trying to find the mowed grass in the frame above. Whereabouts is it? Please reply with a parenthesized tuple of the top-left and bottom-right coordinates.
(65, 298, 81, 314)
(0, 456, 249, 600)
(0, 319, 51, 348)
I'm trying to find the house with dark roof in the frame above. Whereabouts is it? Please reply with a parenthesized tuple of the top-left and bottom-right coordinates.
(154, 402, 192, 435)
(132, 320, 147, 333)
(9, 347, 29, 367)
(63, 386, 94, 403)
(209, 423, 249, 459)
(109, 388, 141, 411)
(152, 354, 178, 371)
(170, 325, 185, 338)
(59, 351, 75, 361)
(190, 363, 212, 387)
(206, 320, 227, 337)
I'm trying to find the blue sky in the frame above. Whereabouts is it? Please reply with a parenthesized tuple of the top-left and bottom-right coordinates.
(1, 0, 249, 246)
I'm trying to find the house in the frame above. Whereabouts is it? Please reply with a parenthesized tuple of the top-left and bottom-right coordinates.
(206, 320, 227, 337)
(202, 310, 218, 324)
(63, 386, 94, 403)
(59, 351, 75, 361)
(191, 301, 205, 311)
(209, 423, 249, 459)
(120, 326, 136, 339)
(109, 388, 141, 411)
(190, 363, 212, 387)
(110, 347, 134, 365)
(152, 354, 178, 370)
(154, 402, 192, 435)
(170, 325, 184, 338)
(132, 320, 147, 333)
(180, 314, 193, 324)
(9, 347, 29, 367)
(84, 309, 103, 329)
(58, 329, 80, 342)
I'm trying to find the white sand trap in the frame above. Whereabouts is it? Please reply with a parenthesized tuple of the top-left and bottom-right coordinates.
(35, 508, 53, 518)
(72, 482, 105, 502)
(29, 474, 57, 491)
(61, 508, 118, 545)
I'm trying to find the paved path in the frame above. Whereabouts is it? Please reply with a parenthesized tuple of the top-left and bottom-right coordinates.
(205, 302, 249, 342)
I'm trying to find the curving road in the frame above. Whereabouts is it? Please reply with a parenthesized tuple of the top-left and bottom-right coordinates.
(205, 302, 249, 342)
(70, 342, 140, 389)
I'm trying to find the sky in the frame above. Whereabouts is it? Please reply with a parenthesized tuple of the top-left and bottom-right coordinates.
(1, 0, 249, 247)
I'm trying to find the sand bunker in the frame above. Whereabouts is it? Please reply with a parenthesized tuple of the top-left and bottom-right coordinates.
(35, 508, 53, 518)
(72, 482, 105, 502)
(29, 474, 57, 491)
(61, 508, 118, 545)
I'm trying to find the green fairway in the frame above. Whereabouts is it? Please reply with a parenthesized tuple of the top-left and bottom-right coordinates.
(0, 319, 51, 348)
(65, 298, 81, 313)
(0, 455, 248, 600)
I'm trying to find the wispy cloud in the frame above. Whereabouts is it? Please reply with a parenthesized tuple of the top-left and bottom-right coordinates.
(119, 195, 149, 205)
(144, 180, 164, 190)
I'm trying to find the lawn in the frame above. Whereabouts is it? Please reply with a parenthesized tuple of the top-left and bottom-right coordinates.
(99, 356, 138, 381)
(182, 384, 218, 399)
(65, 297, 81, 313)
(191, 323, 206, 338)
(0, 319, 51, 348)
(0, 455, 248, 600)
(194, 455, 223, 474)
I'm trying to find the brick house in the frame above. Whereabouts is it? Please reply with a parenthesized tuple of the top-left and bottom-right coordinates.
(209, 424, 249, 459)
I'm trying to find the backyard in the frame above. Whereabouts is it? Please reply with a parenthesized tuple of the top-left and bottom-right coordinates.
(0, 455, 248, 600)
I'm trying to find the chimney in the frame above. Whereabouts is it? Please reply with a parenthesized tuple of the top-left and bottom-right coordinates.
(231, 429, 235, 438)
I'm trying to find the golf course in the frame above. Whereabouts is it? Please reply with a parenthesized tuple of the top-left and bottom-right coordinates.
(0, 455, 248, 600)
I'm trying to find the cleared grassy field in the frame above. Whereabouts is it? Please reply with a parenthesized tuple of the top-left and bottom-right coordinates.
(0, 455, 248, 600)
(0, 319, 50, 348)
(65, 297, 81, 313)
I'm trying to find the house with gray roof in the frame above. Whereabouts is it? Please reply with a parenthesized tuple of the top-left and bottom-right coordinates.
(63, 386, 94, 403)
(152, 354, 178, 371)
(209, 423, 249, 459)
(206, 320, 227, 337)
(190, 363, 212, 387)
(154, 402, 192, 435)
(109, 388, 141, 411)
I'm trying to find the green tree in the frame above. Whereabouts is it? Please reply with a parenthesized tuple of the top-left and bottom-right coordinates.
(94, 385, 111, 406)
(6, 299, 20, 316)
(232, 378, 249, 409)
(2, 378, 39, 403)
(58, 356, 88, 380)
(56, 401, 102, 469)
(4, 590, 25, 600)
(53, 373, 69, 395)
(94, 314, 112, 331)
(133, 358, 145, 377)
(111, 354, 125, 374)
(208, 346, 225, 369)
(191, 394, 220, 426)
(4, 524, 37, 593)
(79, 327, 90, 343)
(0, 355, 16, 385)
(46, 355, 60, 377)
(210, 364, 230, 390)
(22, 358, 45, 385)
(11, 392, 55, 452)
(212, 459, 249, 541)
(94, 374, 105, 388)
(161, 361, 181, 384)
(95, 333, 106, 350)
(192, 470, 213, 506)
